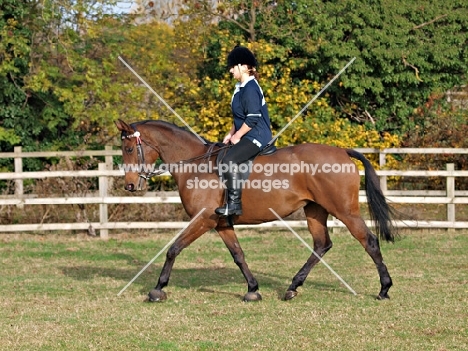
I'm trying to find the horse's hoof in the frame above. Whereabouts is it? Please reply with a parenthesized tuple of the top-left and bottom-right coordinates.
(284, 290, 298, 300)
(243, 291, 262, 302)
(148, 289, 167, 302)
(376, 293, 390, 300)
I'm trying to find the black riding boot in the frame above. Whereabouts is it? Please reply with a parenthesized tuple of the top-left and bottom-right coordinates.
(215, 169, 243, 216)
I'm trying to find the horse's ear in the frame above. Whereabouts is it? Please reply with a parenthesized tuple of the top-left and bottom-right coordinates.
(115, 119, 133, 133)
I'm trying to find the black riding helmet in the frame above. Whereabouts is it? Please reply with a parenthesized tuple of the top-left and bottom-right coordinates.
(227, 46, 258, 68)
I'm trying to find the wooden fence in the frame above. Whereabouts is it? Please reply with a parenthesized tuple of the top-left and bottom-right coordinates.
(1, 146, 467, 238)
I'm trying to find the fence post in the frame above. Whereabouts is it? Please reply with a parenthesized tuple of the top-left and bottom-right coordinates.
(14, 146, 24, 209)
(379, 150, 387, 193)
(105, 145, 114, 191)
(446, 163, 455, 230)
(99, 163, 109, 239)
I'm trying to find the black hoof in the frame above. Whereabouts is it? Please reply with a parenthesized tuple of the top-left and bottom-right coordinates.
(148, 289, 167, 302)
(284, 290, 298, 300)
(243, 291, 262, 302)
(376, 293, 390, 300)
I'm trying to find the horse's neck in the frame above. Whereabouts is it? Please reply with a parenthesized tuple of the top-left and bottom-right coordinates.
(151, 125, 207, 164)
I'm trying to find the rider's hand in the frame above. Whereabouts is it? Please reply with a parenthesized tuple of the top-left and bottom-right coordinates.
(230, 134, 241, 145)
(223, 134, 232, 144)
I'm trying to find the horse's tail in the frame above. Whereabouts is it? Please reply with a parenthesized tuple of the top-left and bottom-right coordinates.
(346, 149, 395, 243)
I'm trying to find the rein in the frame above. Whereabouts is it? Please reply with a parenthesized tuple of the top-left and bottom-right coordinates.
(123, 130, 230, 180)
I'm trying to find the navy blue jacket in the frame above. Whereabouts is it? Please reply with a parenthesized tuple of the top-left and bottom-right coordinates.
(231, 77, 272, 149)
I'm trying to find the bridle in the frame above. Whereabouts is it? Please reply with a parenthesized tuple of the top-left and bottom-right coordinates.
(122, 130, 149, 190)
(122, 128, 230, 188)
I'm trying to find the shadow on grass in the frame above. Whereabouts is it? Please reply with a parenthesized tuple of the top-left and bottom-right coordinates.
(60, 263, 341, 296)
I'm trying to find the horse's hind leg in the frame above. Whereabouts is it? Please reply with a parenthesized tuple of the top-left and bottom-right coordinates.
(215, 225, 262, 302)
(285, 202, 332, 300)
(340, 215, 392, 299)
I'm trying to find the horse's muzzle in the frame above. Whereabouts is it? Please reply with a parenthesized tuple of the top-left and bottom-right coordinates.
(125, 183, 136, 192)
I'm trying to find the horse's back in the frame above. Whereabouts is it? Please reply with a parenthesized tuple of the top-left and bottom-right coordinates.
(257, 143, 356, 167)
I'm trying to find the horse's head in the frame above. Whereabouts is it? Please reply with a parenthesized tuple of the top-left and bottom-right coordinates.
(115, 119, 160, 191)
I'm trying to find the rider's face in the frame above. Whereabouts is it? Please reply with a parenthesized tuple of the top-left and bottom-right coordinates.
(230, 64, 246, 81)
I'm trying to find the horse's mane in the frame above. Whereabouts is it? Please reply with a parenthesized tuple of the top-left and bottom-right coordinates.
(131, 119, 216, 146)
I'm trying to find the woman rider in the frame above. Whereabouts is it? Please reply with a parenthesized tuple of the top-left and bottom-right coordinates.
(215, 46, 273, 217)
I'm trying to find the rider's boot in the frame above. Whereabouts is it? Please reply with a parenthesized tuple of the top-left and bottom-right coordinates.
(215, 169, 242, 216)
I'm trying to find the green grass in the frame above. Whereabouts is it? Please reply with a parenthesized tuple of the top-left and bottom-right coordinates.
(1, 229, 467, 350)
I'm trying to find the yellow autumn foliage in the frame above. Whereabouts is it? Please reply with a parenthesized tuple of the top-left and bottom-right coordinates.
(169, 33, 401, 170)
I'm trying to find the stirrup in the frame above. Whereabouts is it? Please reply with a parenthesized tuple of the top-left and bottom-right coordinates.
(215, 203, 242, 216)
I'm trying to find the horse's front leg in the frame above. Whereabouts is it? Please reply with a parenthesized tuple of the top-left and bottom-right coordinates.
(216, 225, 262, 302)
(148, 216, 216, 302)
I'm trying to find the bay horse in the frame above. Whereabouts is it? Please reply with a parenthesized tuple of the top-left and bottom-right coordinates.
(115, 119, 395, 302)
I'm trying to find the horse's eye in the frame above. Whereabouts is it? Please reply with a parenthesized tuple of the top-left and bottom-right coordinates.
(125, 147, 134, 154)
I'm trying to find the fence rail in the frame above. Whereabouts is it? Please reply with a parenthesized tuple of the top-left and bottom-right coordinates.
(1, 146, 467, 237)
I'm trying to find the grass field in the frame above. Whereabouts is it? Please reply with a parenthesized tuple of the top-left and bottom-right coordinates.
(1, 228, 467, 351)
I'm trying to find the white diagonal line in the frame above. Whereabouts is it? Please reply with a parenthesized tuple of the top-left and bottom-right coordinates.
(117, 207, 207, 296)
(269, 208, 357, 295)
(118, 55, 207, 145)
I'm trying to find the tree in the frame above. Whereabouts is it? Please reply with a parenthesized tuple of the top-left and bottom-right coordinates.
(1, 0, 183, 176)
(0, 0, 45, 172)
(23, 0, 185, 147)
(176, 0, 468, 134)
(280, 0, 468, 132)
(174, 26, 400, 155)
(0, 1, 31, 148)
